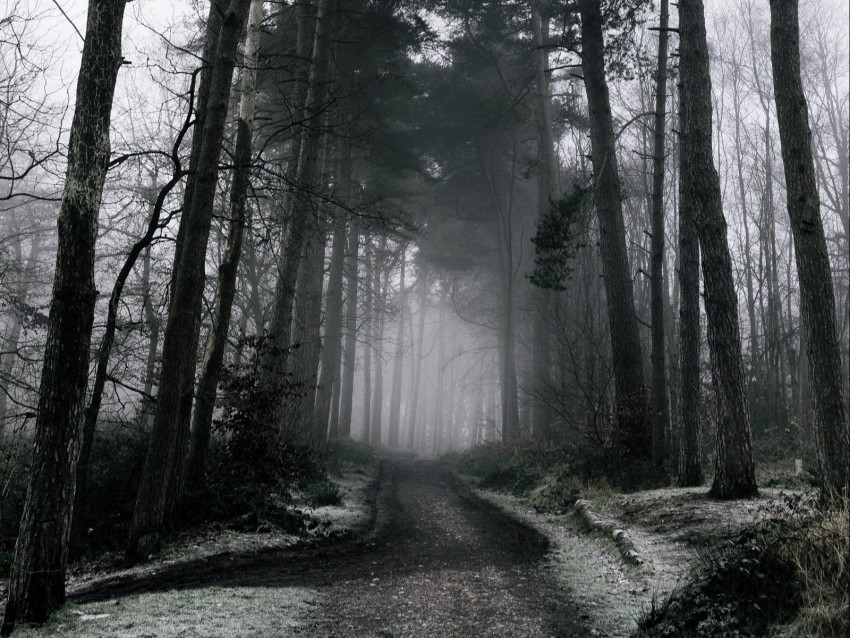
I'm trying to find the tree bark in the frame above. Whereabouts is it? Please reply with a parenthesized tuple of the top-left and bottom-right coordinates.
(649, 0, 671, 472)
(264, 0, 336, 384)
(676, 137, 703, 487)
(406, 264, 428, 449)
(185, 0, 264, 493)
(769, 0, 850, 496)
(387, 249, 406, 447)
(127, 0, 251, 563)
(530, 0, 557, 442)
(1, 1, 126, 631)
(292, 223, 327, 440)
(679, 0, 757, 499)
(338, 224, 359, 438)
(578, 0, 650, 461)
(360, 238, 373, 443)
(316, 157, 351, 440)
(370, 241, 389, 445)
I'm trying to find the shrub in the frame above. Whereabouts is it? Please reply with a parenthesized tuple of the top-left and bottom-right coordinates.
(302, 478, 345, 508)
(214, 336, 307, 487)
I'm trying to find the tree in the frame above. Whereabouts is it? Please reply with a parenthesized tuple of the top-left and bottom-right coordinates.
(388, 247, 407, 447)
(578, 0, 650, 460)
(649, 0, 671, 471)
(337, 223, 360, 438)
(1, 0, 127, 632)
(264, 0, 337, 389)
(676, 113, 703, 488)
(679, 0, 757, 499)
(530, 0, 557, 442)
(127, 0, 252, 563)
(186, 0, 265, 492)
(769, 0, 849, 496)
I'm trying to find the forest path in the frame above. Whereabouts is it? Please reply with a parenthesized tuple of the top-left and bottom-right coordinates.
(72, 459, 590, 637)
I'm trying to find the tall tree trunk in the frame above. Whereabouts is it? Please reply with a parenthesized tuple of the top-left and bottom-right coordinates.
(127, 0, 251, 563)
(360, 239, 373, 443)
(530, 0, 557, 442)
(478, 142, 521, 444)
(292, 225, 327, 440)
(578, 0, 650, 461)
(370, 244, 389, 445)
(264, 0, 336, 383)
(677, 143, 703, 487)
(769, 0, 850, 496)
(338, 224, 359, 438)
(649, 0, 671, 472)
(0, 234, 41, 435)
(317, 155, 351, 440)
(679, 0, 757, 499)
(185, 0, 264, 493)
(1, 2, 127, 631)
(406, 265, 428, 449)
(433, 290, 447, 454)
(387, 249, 407, 447)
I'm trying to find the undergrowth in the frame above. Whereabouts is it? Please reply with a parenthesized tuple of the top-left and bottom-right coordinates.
(634, 492, 849, 637)
(442, 441, 613, 508)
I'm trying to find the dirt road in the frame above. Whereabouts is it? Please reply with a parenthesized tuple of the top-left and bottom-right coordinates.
(74, 460, 589, 637)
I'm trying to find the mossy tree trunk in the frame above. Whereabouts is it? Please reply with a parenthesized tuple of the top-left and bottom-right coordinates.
(1, 1, 127, 632)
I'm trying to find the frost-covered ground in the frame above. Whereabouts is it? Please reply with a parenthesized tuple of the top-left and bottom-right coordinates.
(10, 461, 377, 638)
(469, 483, 804, 637)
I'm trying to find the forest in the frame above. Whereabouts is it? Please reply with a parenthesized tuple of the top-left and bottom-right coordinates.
(0, 0, 847, 636)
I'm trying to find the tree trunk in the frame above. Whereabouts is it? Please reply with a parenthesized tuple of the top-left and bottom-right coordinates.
(264, 0, 336, 383)
(316, 156, 351, 440)
(578, 0, 650, 461)
(185, 0, 264, 493)
(530, 0, 557, 442)
(406, 264, 428, 449)
(649, 0, 670, 472)
(387, 249, 406, 447)
(769, 0, 850, 496)
(292, 225, 327, 440)
(360, 239, 373, 443)
(1, 2, 126, 631)
(676, 140, 703, 487)
(433, 290, 447, 454)
(679, 0, 757, 499)
(338, 224, 359, 438)
(127, 0, 251, 563)
(370, 242, 389, 445)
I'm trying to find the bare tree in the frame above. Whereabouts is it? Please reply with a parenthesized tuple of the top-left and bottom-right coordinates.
(1, 0, 127, 631)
